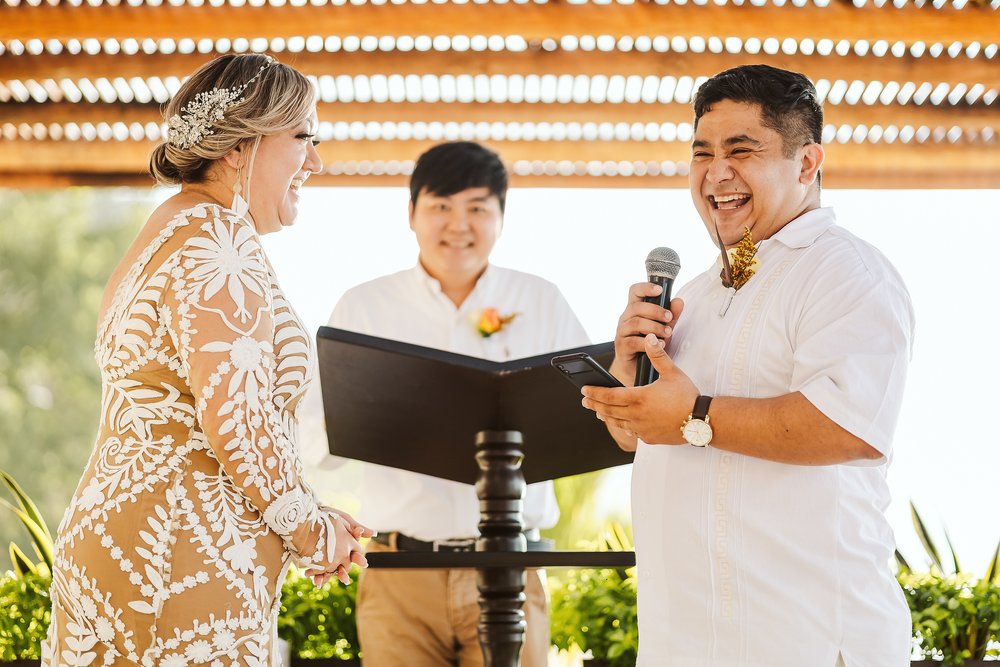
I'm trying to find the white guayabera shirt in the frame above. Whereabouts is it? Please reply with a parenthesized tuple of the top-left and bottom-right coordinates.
(632, 208, 915, 667)
(326, 264, 590, 541)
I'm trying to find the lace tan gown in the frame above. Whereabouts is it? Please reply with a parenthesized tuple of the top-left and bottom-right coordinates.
(43, 204, 340, 667)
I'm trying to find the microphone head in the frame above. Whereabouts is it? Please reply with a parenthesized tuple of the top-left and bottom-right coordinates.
(645, 247, 681, 280)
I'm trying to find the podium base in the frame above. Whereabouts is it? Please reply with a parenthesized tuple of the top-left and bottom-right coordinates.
(363, 430, 636, 667)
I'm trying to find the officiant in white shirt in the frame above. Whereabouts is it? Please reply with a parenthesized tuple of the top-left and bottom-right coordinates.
(322, 141, 588, 666)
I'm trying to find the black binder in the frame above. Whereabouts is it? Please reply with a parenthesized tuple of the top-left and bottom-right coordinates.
(316, 327, 633, 484)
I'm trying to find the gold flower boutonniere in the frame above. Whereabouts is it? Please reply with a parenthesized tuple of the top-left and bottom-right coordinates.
(716, 225, 759, 291)
(476, 307, 518, 338)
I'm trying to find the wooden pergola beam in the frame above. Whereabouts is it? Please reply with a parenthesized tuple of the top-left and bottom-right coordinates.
(2, 138, 997, 184)
(3, 4, 997, 47)
(3, 47, 996, 91)
(0, 170, 698, 189)
(3, 101, 996, 132)
(2, 169, 995, 190)
(0, 170, 693, 189)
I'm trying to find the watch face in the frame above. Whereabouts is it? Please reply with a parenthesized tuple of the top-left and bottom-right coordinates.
(682, 419, 713, 447)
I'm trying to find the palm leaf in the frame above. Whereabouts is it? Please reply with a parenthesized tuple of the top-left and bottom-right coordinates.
(9, 542, 37, 578)
(607, 522, 633, 552)
(943, 527, 962, 574)
(602, 522, 633, 582)
(909, 500, 944, 572)
(1, 469, 52, 538)
(894, 548, 912, 573)
(985, 539, 1000, 584)
(0, 497, 54, 571)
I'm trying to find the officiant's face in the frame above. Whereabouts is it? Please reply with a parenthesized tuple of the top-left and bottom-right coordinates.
(409, 186, 503, 283)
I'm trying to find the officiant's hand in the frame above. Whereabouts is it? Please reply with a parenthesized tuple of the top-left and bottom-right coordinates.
(584, 334, 699, 446)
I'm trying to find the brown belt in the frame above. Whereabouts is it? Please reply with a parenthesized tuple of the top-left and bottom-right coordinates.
(371, 531, 475, 552)
(371, 530, 551, 553)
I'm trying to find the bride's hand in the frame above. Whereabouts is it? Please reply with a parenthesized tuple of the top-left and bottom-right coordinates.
(314, 510, 371, 586)
(320, 506, 375, 540)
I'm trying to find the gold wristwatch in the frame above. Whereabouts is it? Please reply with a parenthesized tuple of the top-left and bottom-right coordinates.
(681, 395, 713, 447)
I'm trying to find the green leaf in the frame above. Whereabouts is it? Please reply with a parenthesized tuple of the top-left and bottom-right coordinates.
(895, 548, 912, 573)
(943, 527, 961, 574)
(910, 500, 944, 572)
(0, 498, 54, 572)
(985, 540, 1000, 585)
(608, 522, 632, 552)
(8, 542, 37, 578)
(0, 469, 52, 540)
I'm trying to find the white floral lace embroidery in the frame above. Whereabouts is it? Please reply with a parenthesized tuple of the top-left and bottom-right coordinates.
(43, 205, 336, 667)
(262, 489, 312, 536)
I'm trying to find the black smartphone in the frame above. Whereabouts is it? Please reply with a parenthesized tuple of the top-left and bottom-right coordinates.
(551, 353, 624, 390)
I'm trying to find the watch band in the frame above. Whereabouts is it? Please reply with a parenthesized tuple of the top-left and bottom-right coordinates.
(692, 395, 713, 421)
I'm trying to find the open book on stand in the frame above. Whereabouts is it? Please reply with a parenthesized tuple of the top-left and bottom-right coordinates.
(316, 327, 633, 484)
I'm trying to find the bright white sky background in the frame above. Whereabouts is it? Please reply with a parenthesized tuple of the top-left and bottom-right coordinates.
(254, 185, 998, 574)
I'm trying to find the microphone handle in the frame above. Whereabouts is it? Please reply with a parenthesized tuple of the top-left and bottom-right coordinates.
(634, 275, 674, 387)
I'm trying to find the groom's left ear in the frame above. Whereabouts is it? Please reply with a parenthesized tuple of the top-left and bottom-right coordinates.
(799, 142, 825, 186)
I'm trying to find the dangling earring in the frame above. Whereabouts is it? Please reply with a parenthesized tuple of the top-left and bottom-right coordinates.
(231, 160, 249, 217)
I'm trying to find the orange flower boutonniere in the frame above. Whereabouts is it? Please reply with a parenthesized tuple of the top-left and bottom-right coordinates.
(476, 308, 518, 338)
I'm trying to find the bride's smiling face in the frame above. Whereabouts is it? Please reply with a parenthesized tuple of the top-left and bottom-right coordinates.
(247, 110, 323, 235)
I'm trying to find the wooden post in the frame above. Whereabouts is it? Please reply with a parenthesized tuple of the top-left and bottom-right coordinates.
(475, 430, 527, 667)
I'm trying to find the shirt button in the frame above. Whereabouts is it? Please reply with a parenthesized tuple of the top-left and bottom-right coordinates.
(681, 341, 692, 352)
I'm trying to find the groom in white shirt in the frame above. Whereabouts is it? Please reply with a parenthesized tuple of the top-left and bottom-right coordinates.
(582, 65, 915, 667)
(326, 141, 589, 666)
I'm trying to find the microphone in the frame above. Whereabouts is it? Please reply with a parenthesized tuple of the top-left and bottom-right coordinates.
(634, 247, 681, 387)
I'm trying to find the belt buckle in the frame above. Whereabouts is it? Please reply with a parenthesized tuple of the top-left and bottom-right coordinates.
(432, 538, 475, 552)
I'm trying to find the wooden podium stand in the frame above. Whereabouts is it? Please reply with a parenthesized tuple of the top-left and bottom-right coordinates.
(316, 328, 636, 667)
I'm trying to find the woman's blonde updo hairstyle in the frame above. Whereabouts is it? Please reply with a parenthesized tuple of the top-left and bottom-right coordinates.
(149, 54, 314, 185)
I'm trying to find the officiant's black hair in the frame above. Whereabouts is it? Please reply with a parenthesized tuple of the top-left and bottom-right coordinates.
(409, 141, 508, 213)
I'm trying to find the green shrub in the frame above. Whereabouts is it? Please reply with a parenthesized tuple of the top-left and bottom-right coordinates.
(897, 501, 1000, 664)
(0, 569, 51, 661)
(550, 565, 637, 666)
(897, 571, 1000, 664)
(549, 523, 637, 666)
(0, 468, 53, 660)
(278, 568, 360, 660)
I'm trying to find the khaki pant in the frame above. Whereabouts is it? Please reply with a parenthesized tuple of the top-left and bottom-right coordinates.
(357, 540, 549, 667)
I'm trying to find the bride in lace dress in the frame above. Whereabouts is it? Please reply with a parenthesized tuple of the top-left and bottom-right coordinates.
(42, 54, 370, 667)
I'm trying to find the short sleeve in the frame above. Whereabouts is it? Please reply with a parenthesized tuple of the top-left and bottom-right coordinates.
(790, 247, 914, 463)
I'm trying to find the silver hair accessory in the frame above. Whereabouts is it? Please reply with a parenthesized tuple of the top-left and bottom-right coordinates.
(167, 56, 275, 150)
